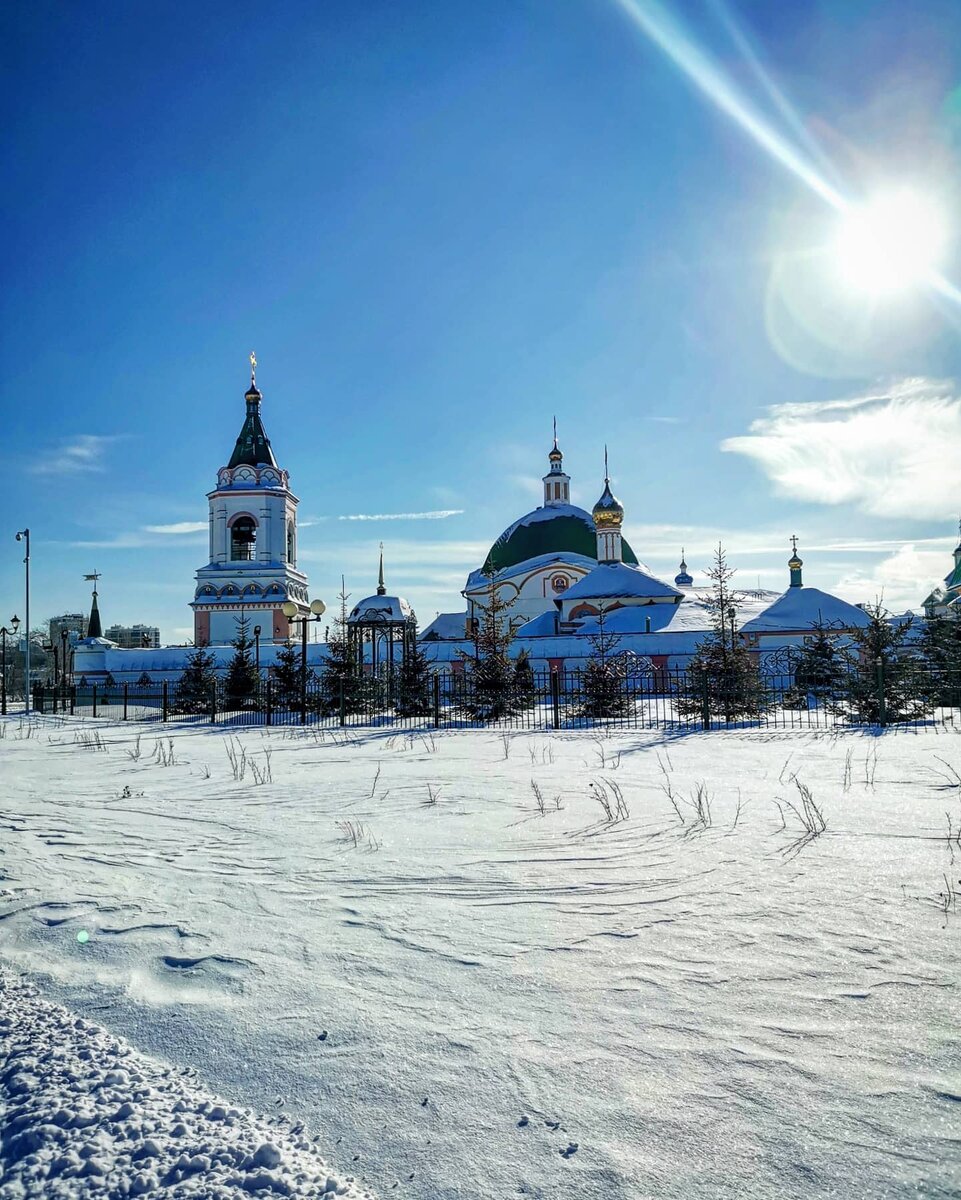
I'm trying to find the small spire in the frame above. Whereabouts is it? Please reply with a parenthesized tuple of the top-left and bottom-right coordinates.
(788, 535, 803, 587)
(84, 571, 103, 638)
(249, 350, 257, 386)
(553, 415, 557, 449)
(377, 542, 386, 595)
(604, 444, 609, 482)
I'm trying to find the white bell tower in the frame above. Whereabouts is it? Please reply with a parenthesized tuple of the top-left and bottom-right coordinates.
(542, 419, 571, 507)
(191, 355, 309, 646)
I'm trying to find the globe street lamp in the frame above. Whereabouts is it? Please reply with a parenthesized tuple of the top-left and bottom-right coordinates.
(0, 615, 20, 716)
(282, 598, 326, 724)
(15, 529, 30, 713)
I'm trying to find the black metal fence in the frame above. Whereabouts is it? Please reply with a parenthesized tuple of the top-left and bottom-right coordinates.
(30, 665, 961, 732)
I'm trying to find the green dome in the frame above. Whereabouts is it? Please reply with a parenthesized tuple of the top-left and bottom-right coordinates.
(482, 504, 638, 574)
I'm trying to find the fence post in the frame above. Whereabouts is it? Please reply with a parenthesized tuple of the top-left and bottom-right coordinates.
(433, 673, 440, 729)
(339, 677, 346, 727)
(551, 670, 561, 730)
(876, 659, 886, 727)
(35, 685, 44, 715)
(70, 685, 76, 716)
(265, 678, 273, 726)
(210, 682, 217, 724)
(700, 672, 710, 730)
(161, 680, 168, 723)
(123, 682, 128, 721)
(92, 684, 98, 719)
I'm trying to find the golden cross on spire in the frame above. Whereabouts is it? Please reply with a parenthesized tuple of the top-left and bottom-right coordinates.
(249, 350, 257, 383)
(790, 534, 798, 553)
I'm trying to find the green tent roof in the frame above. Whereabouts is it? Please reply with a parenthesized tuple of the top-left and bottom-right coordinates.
(482, 505, 638, 574)
(228, 386, 278, 469)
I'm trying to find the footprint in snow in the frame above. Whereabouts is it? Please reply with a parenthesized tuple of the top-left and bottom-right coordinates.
(560, 1143, 579, 1158)
(517, 1115, 529, 1128)
(545, 1120, 560, 1131)
(317, 1030, 328, 1041)
(421, 1097, 429, 1107)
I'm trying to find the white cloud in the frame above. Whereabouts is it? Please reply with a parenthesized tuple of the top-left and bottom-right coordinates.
(30, 435, 121, 476)
(721, 378, 961, 519)
(143, 522, 208, 535)
(831, 544, 949, 614)
(337, 510, 464, 522)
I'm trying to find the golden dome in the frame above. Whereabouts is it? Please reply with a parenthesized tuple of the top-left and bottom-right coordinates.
(592, 480, 624, 529)
(788, 553, 803, 569)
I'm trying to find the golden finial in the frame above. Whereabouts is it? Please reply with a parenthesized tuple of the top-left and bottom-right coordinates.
(249, 350, 257, 384)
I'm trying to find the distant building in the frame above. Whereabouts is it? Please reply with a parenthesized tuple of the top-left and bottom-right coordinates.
(104, 624, 161, 649)
(49, 614, 87, 647)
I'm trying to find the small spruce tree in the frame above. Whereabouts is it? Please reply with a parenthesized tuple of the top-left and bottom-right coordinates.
(457, 568, 528, 721)
(172, 646, 218, 715)
(917, 612, 961, 709)
(834, 602, 925, 724)
(271, 640, 306, 714)
(395, 623, 433, 716)
(677, 544, 768, 724)
(318, 582, 365, 716)
(782, 619, 848, 709)
(578, 603, 632, 718)
(223, 616, 261, 710)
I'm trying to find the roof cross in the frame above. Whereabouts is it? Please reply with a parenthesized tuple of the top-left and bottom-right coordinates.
(249, 350, 257, 384)
(790, 534, 798, 553)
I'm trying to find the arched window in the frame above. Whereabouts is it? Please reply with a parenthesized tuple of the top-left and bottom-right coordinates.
(286, 520, 295, 565)
(230, 516, 257, 561)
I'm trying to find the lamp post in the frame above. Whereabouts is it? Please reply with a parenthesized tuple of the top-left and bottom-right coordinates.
(60, 628, 70, 691)
(253, 624, 262, 675)
(0, 615, 20, 717)
(15, 529, 30, 713)
(282, 599, 326, 724)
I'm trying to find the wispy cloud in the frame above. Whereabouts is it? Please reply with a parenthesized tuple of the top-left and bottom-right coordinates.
(646, 416, 685, 424)
(337, 509, 464, 522)
(721, 379, 961, 519)
(30, 435, 122, 476)
(143, 522, 208, 535)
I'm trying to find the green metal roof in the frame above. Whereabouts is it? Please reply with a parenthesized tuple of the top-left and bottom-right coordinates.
(482, 506, 638, 574)
(228, 387, 278, 469)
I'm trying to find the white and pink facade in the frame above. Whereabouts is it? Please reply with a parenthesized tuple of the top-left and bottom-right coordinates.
(191, 373, 309, 646)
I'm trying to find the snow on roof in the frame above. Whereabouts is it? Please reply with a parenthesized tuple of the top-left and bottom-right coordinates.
(420, 612, 468, 641)
(562, 562, 682, 602)
(740, 586, 871, 633)
(347, 594, 413, 623)
(465, 551, 601, 592)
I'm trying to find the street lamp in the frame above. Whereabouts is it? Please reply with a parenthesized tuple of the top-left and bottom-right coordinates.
(0, 615, 20, 717)
(282, 598, 326, 724)
(60, 628, 70, 691)
(15, 529, 29, 713)
(253, 624, 262, 675)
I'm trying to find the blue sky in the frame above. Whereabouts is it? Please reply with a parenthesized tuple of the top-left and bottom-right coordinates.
(4, 0, 961, 641)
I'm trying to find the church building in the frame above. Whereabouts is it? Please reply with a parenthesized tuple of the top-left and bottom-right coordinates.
(191, 355, 310, 646)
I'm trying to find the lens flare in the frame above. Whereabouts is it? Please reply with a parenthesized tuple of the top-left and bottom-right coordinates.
(833, 190, 949, 297)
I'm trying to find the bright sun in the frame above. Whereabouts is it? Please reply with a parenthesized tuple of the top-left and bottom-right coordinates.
(833, 188, 949, 297)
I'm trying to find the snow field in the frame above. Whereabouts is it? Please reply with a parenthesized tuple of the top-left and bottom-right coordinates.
(0, 971, 371, 1198)
(1, 714, 960, 1198)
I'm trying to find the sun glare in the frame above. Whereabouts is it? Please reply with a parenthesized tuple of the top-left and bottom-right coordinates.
(833, 189, 949, 297)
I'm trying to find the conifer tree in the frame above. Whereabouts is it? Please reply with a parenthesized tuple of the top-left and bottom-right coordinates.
(578, 603, 632, 718)
(172, 646, 218, 715)
(917, 613, 961, 709)
(457, 568, 529, 720)
(783, 619, 848, 709)
(677, 544, 768, 723)
(395, 623, 433, 716)
(224, 615, 260, 710)
(318, 582, 364, 716)
(834, 602, 924, 724)
(270, 640, 305, 714)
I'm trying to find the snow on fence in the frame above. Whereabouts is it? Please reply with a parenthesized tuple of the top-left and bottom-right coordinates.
(30, 665, 961, 732)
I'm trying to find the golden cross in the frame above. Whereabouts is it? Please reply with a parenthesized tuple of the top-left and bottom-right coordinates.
(249, 350, 257, 382)
(790, 534, 798, 553)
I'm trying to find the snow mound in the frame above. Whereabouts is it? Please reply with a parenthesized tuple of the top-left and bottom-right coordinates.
(0, 971, 374, 1199)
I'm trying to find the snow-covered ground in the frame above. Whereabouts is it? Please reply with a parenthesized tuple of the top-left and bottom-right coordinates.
(1, 715, 959, 1198)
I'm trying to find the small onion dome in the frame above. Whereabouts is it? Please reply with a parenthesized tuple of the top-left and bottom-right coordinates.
(592, 479, 624, 529)
(788, 552, 803, 570)
(548, 441, 563, 463)
(245, 379, 262, 402)
(674, 552, 693, 588)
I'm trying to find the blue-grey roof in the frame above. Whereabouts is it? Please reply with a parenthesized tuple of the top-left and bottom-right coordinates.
(561, 562, 682, 603)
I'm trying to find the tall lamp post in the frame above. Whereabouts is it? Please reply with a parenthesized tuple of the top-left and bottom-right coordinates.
(0, 615, 20, 717)
(60, 628, 70, 691)
(15, 529, 29, 713)
(282, 599, 326, 724)
(253, 624, 262, 675)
